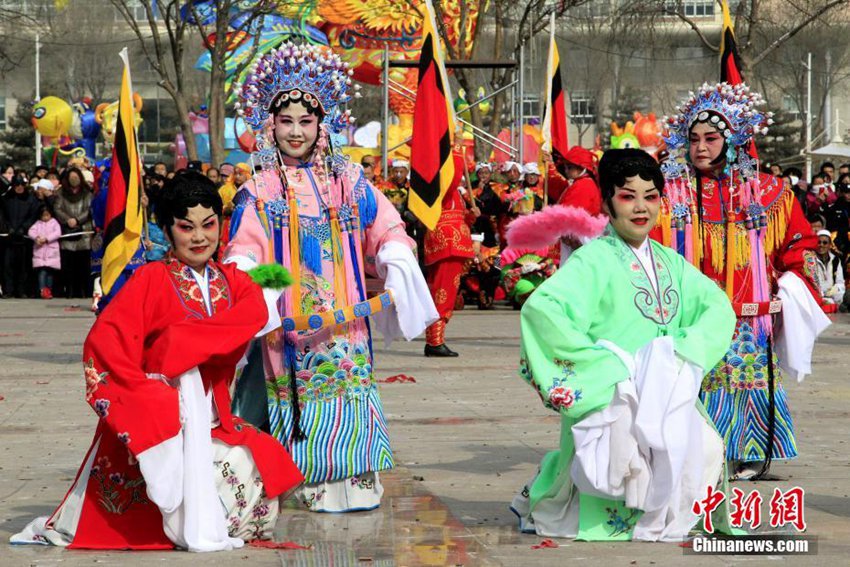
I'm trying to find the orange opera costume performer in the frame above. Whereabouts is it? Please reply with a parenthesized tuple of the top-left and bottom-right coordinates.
(424, 150, 478, 357)
(11, 173, 303, 551)
(659, 82, 830, 480)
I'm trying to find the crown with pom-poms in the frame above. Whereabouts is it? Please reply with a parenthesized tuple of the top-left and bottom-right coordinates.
(234, 41, 360, 135)
(664, 82, 773, 153)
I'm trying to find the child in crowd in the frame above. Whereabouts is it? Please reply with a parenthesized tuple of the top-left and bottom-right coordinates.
(27, 206, 61, 299)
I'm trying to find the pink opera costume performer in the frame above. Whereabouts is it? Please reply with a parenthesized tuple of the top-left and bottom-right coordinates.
(224, 42, 438, 513)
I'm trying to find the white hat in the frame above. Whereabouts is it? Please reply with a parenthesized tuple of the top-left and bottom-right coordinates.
(391, 159, 410, 169)
(475, 162, 492, 173)
(35, 179, 54, 191)
(817, 229, 832, 239)
(501, 161, 521, 173)
(522, 162, 540, 176)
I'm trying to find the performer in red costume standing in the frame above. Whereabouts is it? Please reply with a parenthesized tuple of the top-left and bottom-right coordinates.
(423, 149, 479, 357)
(553, 146, 601, 214)
(11, 173, 303, 551)
(525, 146, 604, 266)
(659, 82, 830, 480)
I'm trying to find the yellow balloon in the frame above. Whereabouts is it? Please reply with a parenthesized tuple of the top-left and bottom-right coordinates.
(32, 96, 73, 137)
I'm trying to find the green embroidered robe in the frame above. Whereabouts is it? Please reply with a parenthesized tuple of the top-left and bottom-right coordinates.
(518, 231, 736, 540)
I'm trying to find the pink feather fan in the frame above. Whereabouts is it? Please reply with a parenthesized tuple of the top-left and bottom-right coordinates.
(505, 205, 609, 250)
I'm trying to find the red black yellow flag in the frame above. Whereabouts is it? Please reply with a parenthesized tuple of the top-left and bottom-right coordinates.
(409, 0, 456, 231)
(720, 0, 758, 159)
(101, 48, 143, 295)
(720, 0, 743, 84)
(542, 13, 569, 161)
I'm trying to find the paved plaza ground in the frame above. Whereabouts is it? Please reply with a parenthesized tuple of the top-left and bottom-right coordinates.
(1, 298, 849, 566)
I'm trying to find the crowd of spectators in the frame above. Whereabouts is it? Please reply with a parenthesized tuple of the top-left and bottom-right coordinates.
(775, 160, 850, 310)
(0, 158, 233, 300)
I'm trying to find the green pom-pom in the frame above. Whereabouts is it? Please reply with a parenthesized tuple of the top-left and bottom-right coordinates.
(248, 264, 293, 289)
(513, 278, 536, 297)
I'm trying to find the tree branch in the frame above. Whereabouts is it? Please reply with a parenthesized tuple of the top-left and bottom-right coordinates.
(750, 0, 850, 68)
(661, 5, 719, 52)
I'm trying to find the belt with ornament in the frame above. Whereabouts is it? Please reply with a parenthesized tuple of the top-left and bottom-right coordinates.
(282, 291, 394, 332)
(732, 299, 782, 318)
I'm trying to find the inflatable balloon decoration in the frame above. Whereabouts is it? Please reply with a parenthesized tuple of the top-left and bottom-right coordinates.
(32, 96, 73, 137)
(95, 92, 143, 144)
(610, 119, 640, 150)
(33, 96, 103, 162)
(610, 112, 664, 159)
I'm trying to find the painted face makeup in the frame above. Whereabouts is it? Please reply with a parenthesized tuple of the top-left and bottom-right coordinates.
(273, 100, 319, 161)
(688, 122, 726, 175)
(605, 175, 662, 248)
(168, 205, 220, 272)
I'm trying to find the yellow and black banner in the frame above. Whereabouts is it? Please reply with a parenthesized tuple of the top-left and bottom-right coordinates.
(409, 0, 456, 231)
(101, 48, 143, 295)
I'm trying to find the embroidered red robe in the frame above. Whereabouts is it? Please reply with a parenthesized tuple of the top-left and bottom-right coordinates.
(52, 258, 302, 550)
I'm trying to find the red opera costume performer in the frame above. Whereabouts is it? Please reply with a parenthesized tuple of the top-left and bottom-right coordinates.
(554, 146, 602, 215)
(423, 149, 477, 357)
(11, 173, 303, 551)
(658, 82, 830, 480)
(508, 146, 605, 267)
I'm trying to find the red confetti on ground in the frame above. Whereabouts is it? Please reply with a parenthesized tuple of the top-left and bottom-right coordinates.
(36, 381, 49, 385)
(0, 333, 24, 337)
(0, 396, 5, 401)
(679, 541, 693, 548)
(377, 374, 416, 384)
(64, 307, 81, 312)
(248, 540, 311, 550)
(531, 539, 558, 549)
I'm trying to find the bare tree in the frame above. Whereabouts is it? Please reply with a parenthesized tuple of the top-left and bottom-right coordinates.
(110, 0, 200, 160)
(639, 0, 850, 76)
(0, 3, 52, 75)
(44, 2, 123, 102)
(188, 1, 279, 166)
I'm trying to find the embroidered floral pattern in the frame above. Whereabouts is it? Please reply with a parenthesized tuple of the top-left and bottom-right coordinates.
(802, 250, 821, 291)
(91, 456, 147, 515)
(545, 377, 582, 412)
(94, 398, 110, 418)
(215, 459, 274, 540)
(165, 258, 232, 317)
(350, 475, 375, 491)
(703, 321, 779, 393)
(84, 357, 108, 402)
(270, 338, 373, 404)
(606, 506, 639, 537)
(246, 500, 272, 540)
(302, 489, 326, 509)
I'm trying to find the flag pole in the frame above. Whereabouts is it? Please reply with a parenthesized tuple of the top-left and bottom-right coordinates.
(543, 12, 556, 208)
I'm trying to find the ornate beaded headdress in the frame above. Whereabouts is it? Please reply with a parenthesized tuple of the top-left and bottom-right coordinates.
(664, 82, 772, 154)
(234, 41, 360, 172)
(662, 82, 773, 182)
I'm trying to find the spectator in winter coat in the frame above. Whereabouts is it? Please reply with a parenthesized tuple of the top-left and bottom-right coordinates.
(2, 177, 40, 297)
(52, 168, 94, 298)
